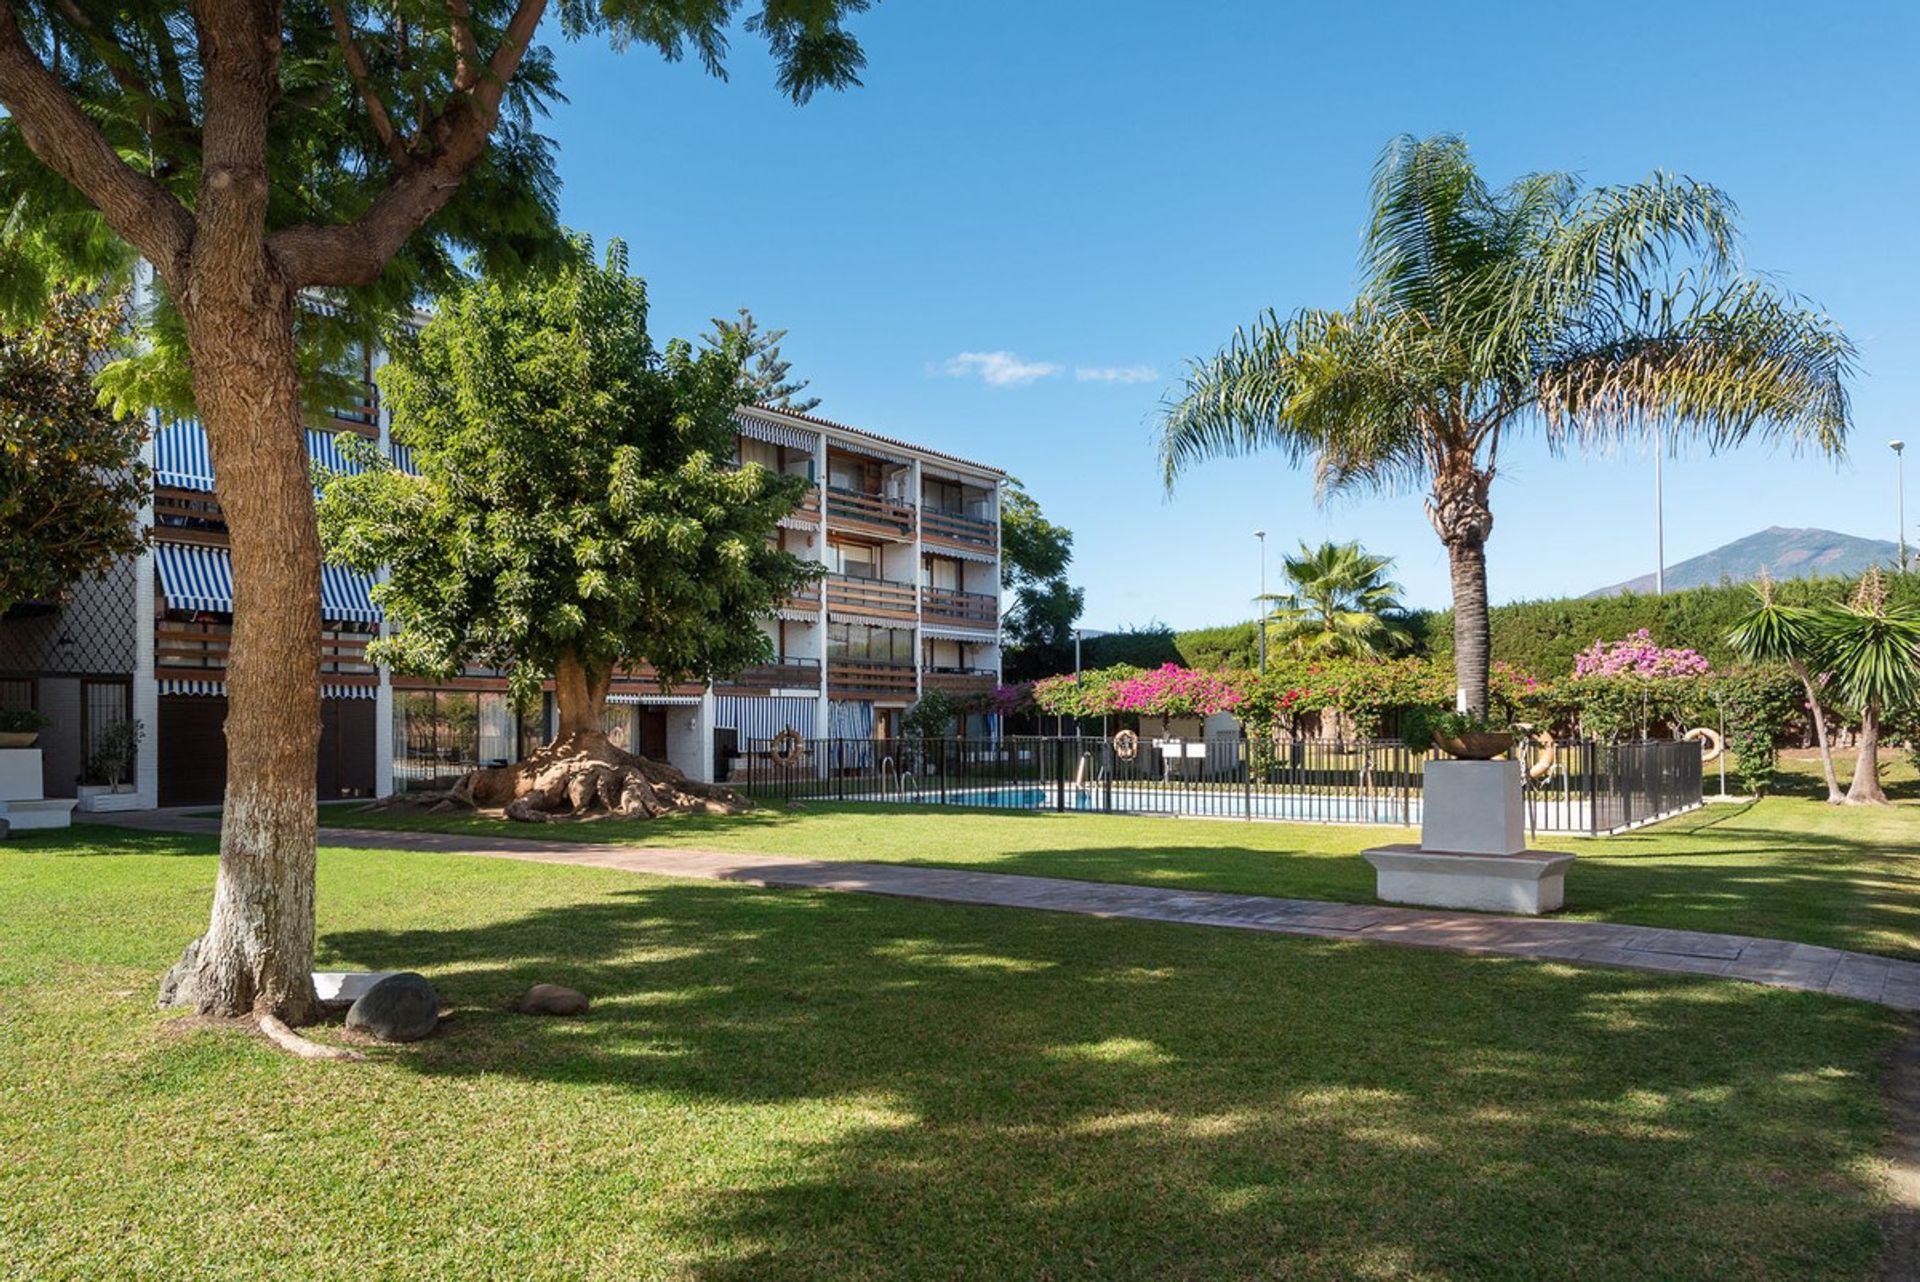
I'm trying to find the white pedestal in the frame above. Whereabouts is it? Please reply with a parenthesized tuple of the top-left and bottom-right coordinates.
(0, 748, 41, 803)
(1362, 755, 1573, 914)
(1420, 759, 1525, 855)
(77, 786, 146, 813)
(0, 748, 76, 831)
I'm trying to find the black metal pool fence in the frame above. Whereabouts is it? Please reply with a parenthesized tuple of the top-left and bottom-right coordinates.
(731, 734, 1704, 836)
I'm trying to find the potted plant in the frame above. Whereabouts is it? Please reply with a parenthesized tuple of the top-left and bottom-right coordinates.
(1401, 708, 1514, 760)
(78, 718, 145, 812)
(0, 708, 50, 749)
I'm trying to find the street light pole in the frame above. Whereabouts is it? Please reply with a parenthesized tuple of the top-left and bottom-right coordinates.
(1894, 441, 1908, 573)
(1253, 531, 1268, 675)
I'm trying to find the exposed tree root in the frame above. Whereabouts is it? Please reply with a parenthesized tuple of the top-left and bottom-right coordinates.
(258, 1014, 366, 1062)
(454, 731, 752, 823)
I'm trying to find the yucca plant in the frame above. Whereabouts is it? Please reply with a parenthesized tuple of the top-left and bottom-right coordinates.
(1727, 569, 1842, 802)
(1816, 569, 1920, 804)
(1160, 134, 1855, 717)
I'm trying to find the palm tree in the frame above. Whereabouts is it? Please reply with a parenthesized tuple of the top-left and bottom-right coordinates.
(1815, 569, 1920, 805)
(1727, 569, 1842, 803)
(1159, 135, 1854, 716)
(1263, 540, 1413, 658)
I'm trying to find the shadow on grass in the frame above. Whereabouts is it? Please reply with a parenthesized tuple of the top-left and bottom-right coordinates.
(5, 823, 218, 858)
(319, 879, 1898, 1280)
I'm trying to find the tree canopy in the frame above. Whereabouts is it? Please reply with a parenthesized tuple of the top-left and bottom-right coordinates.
(317, 241, 819, 731)
(0, 291, 150, 615)
(999, 479, 1084, 678)
(702, 308, 821, 413)
(1263, 540, 1412, 658)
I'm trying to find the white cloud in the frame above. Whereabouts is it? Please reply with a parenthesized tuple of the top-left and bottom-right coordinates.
(939, 350, 1063, 388)
(1075, 364, 1159, 385)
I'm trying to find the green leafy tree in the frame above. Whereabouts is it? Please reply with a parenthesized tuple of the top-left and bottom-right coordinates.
(1160, 134, 1854, 719)
(0, 292, 149, 615)
(1263, 540, 1412, 659)
(1814, 569, 1920, 805)
(1000, 479, 1084, 679)
(0, 0, 872, 1024)
(701, 308, 821, 413)
(320, 242, 818, 818)
(1727, 570, 1842, 801)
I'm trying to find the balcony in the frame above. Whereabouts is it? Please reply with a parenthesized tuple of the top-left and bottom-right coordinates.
(715, 656, 822, 696)
(786, 486, 824, 525)
(826, 486, 915, 540)
(827, 659, 917, 698)
(921, 505, 997, 554)
(157, 621, 376, 679)
(782, 580, 823, 614)
(922, 667, 998, 697)
(825, 574, 917, 622)
(920, 586, 998, 630)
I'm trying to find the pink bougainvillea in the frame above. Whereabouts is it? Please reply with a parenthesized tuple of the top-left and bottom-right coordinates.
(1109, 663, 1244, 723)
(1571, 629, 1712, 679)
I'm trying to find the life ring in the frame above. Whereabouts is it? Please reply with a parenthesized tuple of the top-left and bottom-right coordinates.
(1511, 723, 1557, 781)
(1683, 726, 1723, 763)
(1112, 730, 1140, 761)
(769, 727, 806, 766)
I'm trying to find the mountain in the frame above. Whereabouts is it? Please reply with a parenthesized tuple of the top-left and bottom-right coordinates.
(1586, 527, 1900, 597)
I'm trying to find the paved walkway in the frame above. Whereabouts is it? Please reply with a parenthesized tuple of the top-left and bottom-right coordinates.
(110, 811, 1920, 1012)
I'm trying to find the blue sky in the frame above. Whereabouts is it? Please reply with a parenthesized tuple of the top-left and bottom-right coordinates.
(540, 0, 1919, 628)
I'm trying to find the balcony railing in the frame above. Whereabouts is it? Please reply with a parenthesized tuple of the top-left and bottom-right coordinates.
(922, 668, 998, 696)
(787, 487, 824, 524)
(921, 505, 997, 552)
(920, 586, 998, 629)
(782, 580, 823, 613)
(825, 574, 917, 621)
(157, 621, 375, 676)
(826, 486, 915, 539)
(827, 659, 917, 697)
(716, 657, 822, 695)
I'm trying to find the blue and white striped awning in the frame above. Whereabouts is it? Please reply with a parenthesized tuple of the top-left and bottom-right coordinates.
(319, 562, 381, 624)
(151, 421, 384, 492)
(735, 412, 819, 453)
(153, 420, 215, 491)
(920, 623, 1000, 643)
(715, 695, 817, 743)
(154, 541, 234, 613)
(159, 678, 375, 700)
(158, 678, 224, 697)
(607, 692, 704, 706)
(306, 429, 378, 475)
(156, 541, 381, 624)
(389, 442, 417, 474)
(828, 699, 875, 739)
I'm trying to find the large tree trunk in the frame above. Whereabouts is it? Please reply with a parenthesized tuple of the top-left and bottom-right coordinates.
(439, 648, 748, 822)
(157, 2, 322, 1025)
(1790, 658, 1844, 804)
(1846, 704, 1888, 805)
(1427, 465, 1496, 718)
(553, 648, 611, 739)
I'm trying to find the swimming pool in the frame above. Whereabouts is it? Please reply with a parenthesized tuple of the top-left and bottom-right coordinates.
(828, 784, 1441, 828)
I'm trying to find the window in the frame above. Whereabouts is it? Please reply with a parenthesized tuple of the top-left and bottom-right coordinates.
(922, 556, 961, 591)
(738, 437, 780, 471)
(829, 623, 912, 664)
(830, 540, 878, 580)
(924, 478, 963, 515)
(828, 455, 867, 492)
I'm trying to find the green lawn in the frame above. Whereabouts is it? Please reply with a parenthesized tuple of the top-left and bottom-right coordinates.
(329, 752, 1920, 959)
(0, 824, 1905, 1279)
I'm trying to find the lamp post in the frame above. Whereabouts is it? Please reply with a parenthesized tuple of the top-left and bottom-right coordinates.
(1254, 530, 1267, 675)
(1895, 440, 1908, 572)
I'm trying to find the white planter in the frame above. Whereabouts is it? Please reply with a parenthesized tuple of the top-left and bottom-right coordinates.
(76, 785, 145, 813)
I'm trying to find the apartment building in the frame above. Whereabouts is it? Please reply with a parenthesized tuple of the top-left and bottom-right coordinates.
(0, 353, 1005, 808)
